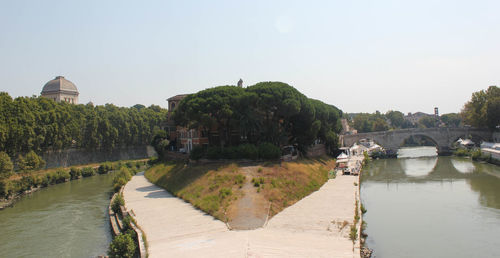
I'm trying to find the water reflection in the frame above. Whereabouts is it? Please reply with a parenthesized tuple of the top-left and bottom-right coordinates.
(451, 158, 476, 174)
(400, 157, 437, 177)
(362, 148, 500, 258)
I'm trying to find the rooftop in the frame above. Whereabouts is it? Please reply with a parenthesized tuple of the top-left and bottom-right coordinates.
(41, 76, 79, 95)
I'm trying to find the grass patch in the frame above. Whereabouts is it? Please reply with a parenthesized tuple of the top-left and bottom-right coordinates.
(144, 157, 335, 221)
(145, 162, 243, 220)
(256, 157, 334, 216)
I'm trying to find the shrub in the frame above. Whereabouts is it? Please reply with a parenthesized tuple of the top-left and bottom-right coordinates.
(189, 146, 205, 160)
(0, 180, 12, 197)
(0, 152, 13, 179)
(69, 167, 82, 179)
(220, 147, 235, 159)
(147, 157, 158, 166)
(237, 144, 258, 160)
(112, 167, 133, 192)
(234, 174, 245, 185)
(454, 148, 470, 157)
(206, 146, 222, 159)
(252, 177, 265, 187)
(258, 142, 281, 160)
(112, 193, 125, 214)
(54, 169, 70, 183)
(361, 203, 367, 214)
(108, 233, 136, 258)
(98, 162, 112, 174)
(219, 187, 232, 199)
(349, 224, 358, 241)
(17, 151, 46, 171)
(81, 167, 96, 177)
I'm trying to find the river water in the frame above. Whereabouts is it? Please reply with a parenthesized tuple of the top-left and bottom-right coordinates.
(0, 174, 113, 258)
(361, 147, 500, 258)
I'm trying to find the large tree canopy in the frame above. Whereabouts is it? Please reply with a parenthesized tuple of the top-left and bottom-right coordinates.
(0, 92, 167, 157)
(173, 82, 342, 153)
(461, 86, 500, 129)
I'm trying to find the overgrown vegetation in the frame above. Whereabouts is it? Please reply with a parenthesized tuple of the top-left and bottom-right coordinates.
(471, 149, 492, 162)
(0, 159, 147, 199)
(350, 199, 360, 242)
(454, 148, 472, 157)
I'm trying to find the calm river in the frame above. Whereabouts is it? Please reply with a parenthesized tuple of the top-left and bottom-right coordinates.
(361, 147, 500, 258)
(0, 173, 113, 257)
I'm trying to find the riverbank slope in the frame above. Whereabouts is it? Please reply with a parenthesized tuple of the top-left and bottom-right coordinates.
(123, 169, 361, 257)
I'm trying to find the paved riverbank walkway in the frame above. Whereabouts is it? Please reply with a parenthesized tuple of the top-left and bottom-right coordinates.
(124, 172, 360, 258)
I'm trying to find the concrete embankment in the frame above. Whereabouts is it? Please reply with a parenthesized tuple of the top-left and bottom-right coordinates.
(124, 169, 362, 257)
(109, 187, 147, 258)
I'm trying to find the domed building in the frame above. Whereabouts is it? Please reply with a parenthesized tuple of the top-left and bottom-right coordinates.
(41, 76, 79, 104)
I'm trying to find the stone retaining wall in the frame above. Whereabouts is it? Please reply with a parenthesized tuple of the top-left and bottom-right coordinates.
(43, 145, 156, 168)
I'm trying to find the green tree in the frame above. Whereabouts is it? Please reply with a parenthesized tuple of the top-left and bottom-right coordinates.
(385, 110, 405, 128)
(418, 116, 437, 128)
(0, 92, 168, 158)
(17, 151, 45, 171)
(461, 86, 500, 128)
(441, 113, 462, 127)
(0, 152, 13, 178)
(352, 112, 389, 133)
(173, 82, 342, 153)
(486, 97, 500, 129)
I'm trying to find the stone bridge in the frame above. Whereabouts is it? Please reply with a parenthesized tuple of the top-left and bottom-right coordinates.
(340, 127, 493, 155)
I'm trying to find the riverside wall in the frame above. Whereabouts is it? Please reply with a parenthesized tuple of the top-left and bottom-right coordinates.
(43, 145, 156, 168)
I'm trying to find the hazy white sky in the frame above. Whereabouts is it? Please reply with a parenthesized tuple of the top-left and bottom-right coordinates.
(1, 0, 499, 114)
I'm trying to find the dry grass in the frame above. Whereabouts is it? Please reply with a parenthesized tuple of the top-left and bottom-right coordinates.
(145, 157, 335, 221)
(145, 162, 245, 220)
(254, 156, 335, 216)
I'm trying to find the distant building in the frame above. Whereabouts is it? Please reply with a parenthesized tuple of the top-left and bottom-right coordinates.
(237, 78, 243, 87)
(340, 118, 357, 135)
(41, 76, 79, 104)
(405, 112, 433, 125)
(166, 94, 208, 153)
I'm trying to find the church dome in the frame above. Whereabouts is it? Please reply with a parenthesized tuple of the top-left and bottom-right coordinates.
(41, 76, 79, 95)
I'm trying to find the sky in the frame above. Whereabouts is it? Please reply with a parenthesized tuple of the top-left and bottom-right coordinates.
(1, 0, 499, 114)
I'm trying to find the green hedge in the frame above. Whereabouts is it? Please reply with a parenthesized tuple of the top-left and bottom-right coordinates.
(190, 142, 280, 160)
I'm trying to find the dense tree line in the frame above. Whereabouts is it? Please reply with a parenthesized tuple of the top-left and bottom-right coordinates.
(173, 82, 343, 153)
(350, 110, 463, 133)
(461, 85, 500, 129)
(0, 92, 168, 158)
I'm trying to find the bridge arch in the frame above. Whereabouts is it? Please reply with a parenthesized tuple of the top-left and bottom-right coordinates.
(397, 134, 440, 149)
